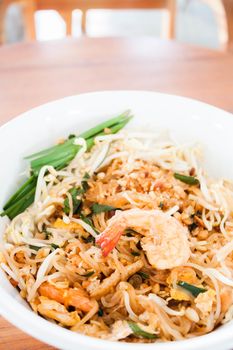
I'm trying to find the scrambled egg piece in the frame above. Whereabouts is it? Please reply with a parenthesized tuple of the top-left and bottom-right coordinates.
(195, 289, 216, 316)
(167, 267, 197, 285)
(170, 288, 191, 301)
(53, 218, 84, 233)
(167, 267, 197, 302)
(109, 320, 133, 341)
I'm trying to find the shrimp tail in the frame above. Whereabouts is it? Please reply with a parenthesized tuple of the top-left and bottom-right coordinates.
(96, 224, 124, 256)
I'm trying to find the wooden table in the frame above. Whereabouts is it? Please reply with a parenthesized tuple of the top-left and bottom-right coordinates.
(0, 37, 233, 349)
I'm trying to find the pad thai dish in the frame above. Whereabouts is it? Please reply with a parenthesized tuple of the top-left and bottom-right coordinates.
(1, 111, 233, 343)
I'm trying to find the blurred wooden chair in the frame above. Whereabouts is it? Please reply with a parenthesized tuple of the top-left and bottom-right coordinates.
(0, 0, 176, 43)
(0, 0, 36, 43)
(77, 0, 176, 38)
(35, 0, 79, 36)
(0, 0, 75, 42)
(204, 0, 233, 51)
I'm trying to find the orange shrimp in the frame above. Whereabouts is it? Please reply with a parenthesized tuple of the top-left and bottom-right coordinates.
(96, 209, 190, 269)
(39, 282, 97, 313)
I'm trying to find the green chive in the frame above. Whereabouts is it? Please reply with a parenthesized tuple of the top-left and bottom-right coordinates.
(138, 271, 149, 280)
(174, 173, 199, 185)
(29, 245, 41, 251)
(28, 111, 132, 172)
(25, 136, 76, 160)
(188, 222, 198, 232)
(83, 172, 90, 180)
(159, 202, 164, 209)
(91, 203, 117, 214)
(63, 187, 82, 215)
(81, 172, 90, 192)
(81, 235, 95, 243)
(128, 322, 157, 339)
(3, 175, 37, 210)
(79, 110, 131, 140)
(98, 308, 104, 316)
(1, 112, 132, 219)
(0, 186, 36, 220)
(80, 215, 99, 234)
(177, 281, 207, 297)
(44, 230, 52, 239)
(51, 243, 59, 250)
(131, 251, 140, 256)
(82, 271, 94, 277)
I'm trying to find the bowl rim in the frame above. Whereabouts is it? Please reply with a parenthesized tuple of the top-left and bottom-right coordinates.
(0, 90, 233, 350)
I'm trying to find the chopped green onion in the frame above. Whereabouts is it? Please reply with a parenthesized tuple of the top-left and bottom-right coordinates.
(63, 187, 82, 215)
(138, 271, 149, 280)
(81, 172, 90, 192)
(44, 230, 52, 239)
(128, 322, 157, 339)
(80, 214, 99, 234)
(174, 173, 199, 185)
(159, 202, 164, 209)
(64, 173, 91, 214)
(91, 203, 117, 214)
(81, 180, 89, 193)
(29, 245, 41, 251)
(51, 243, 59, 250)
(82, 271, 94, 277)
(177, 281, 207, 297)
(81, 235, 95, 243)
(188, 222, 198, 232)
(98, 308, 104, 316)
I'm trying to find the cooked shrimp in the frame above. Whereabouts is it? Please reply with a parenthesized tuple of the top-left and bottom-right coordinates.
(39, 282, 98, 313)
(96, 209, 190, 269)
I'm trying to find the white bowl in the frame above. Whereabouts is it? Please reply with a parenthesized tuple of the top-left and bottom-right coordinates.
(1, 91, 233, 350)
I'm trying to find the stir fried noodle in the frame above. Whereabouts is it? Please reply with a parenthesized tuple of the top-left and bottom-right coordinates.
(1, 129, 233, 342)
